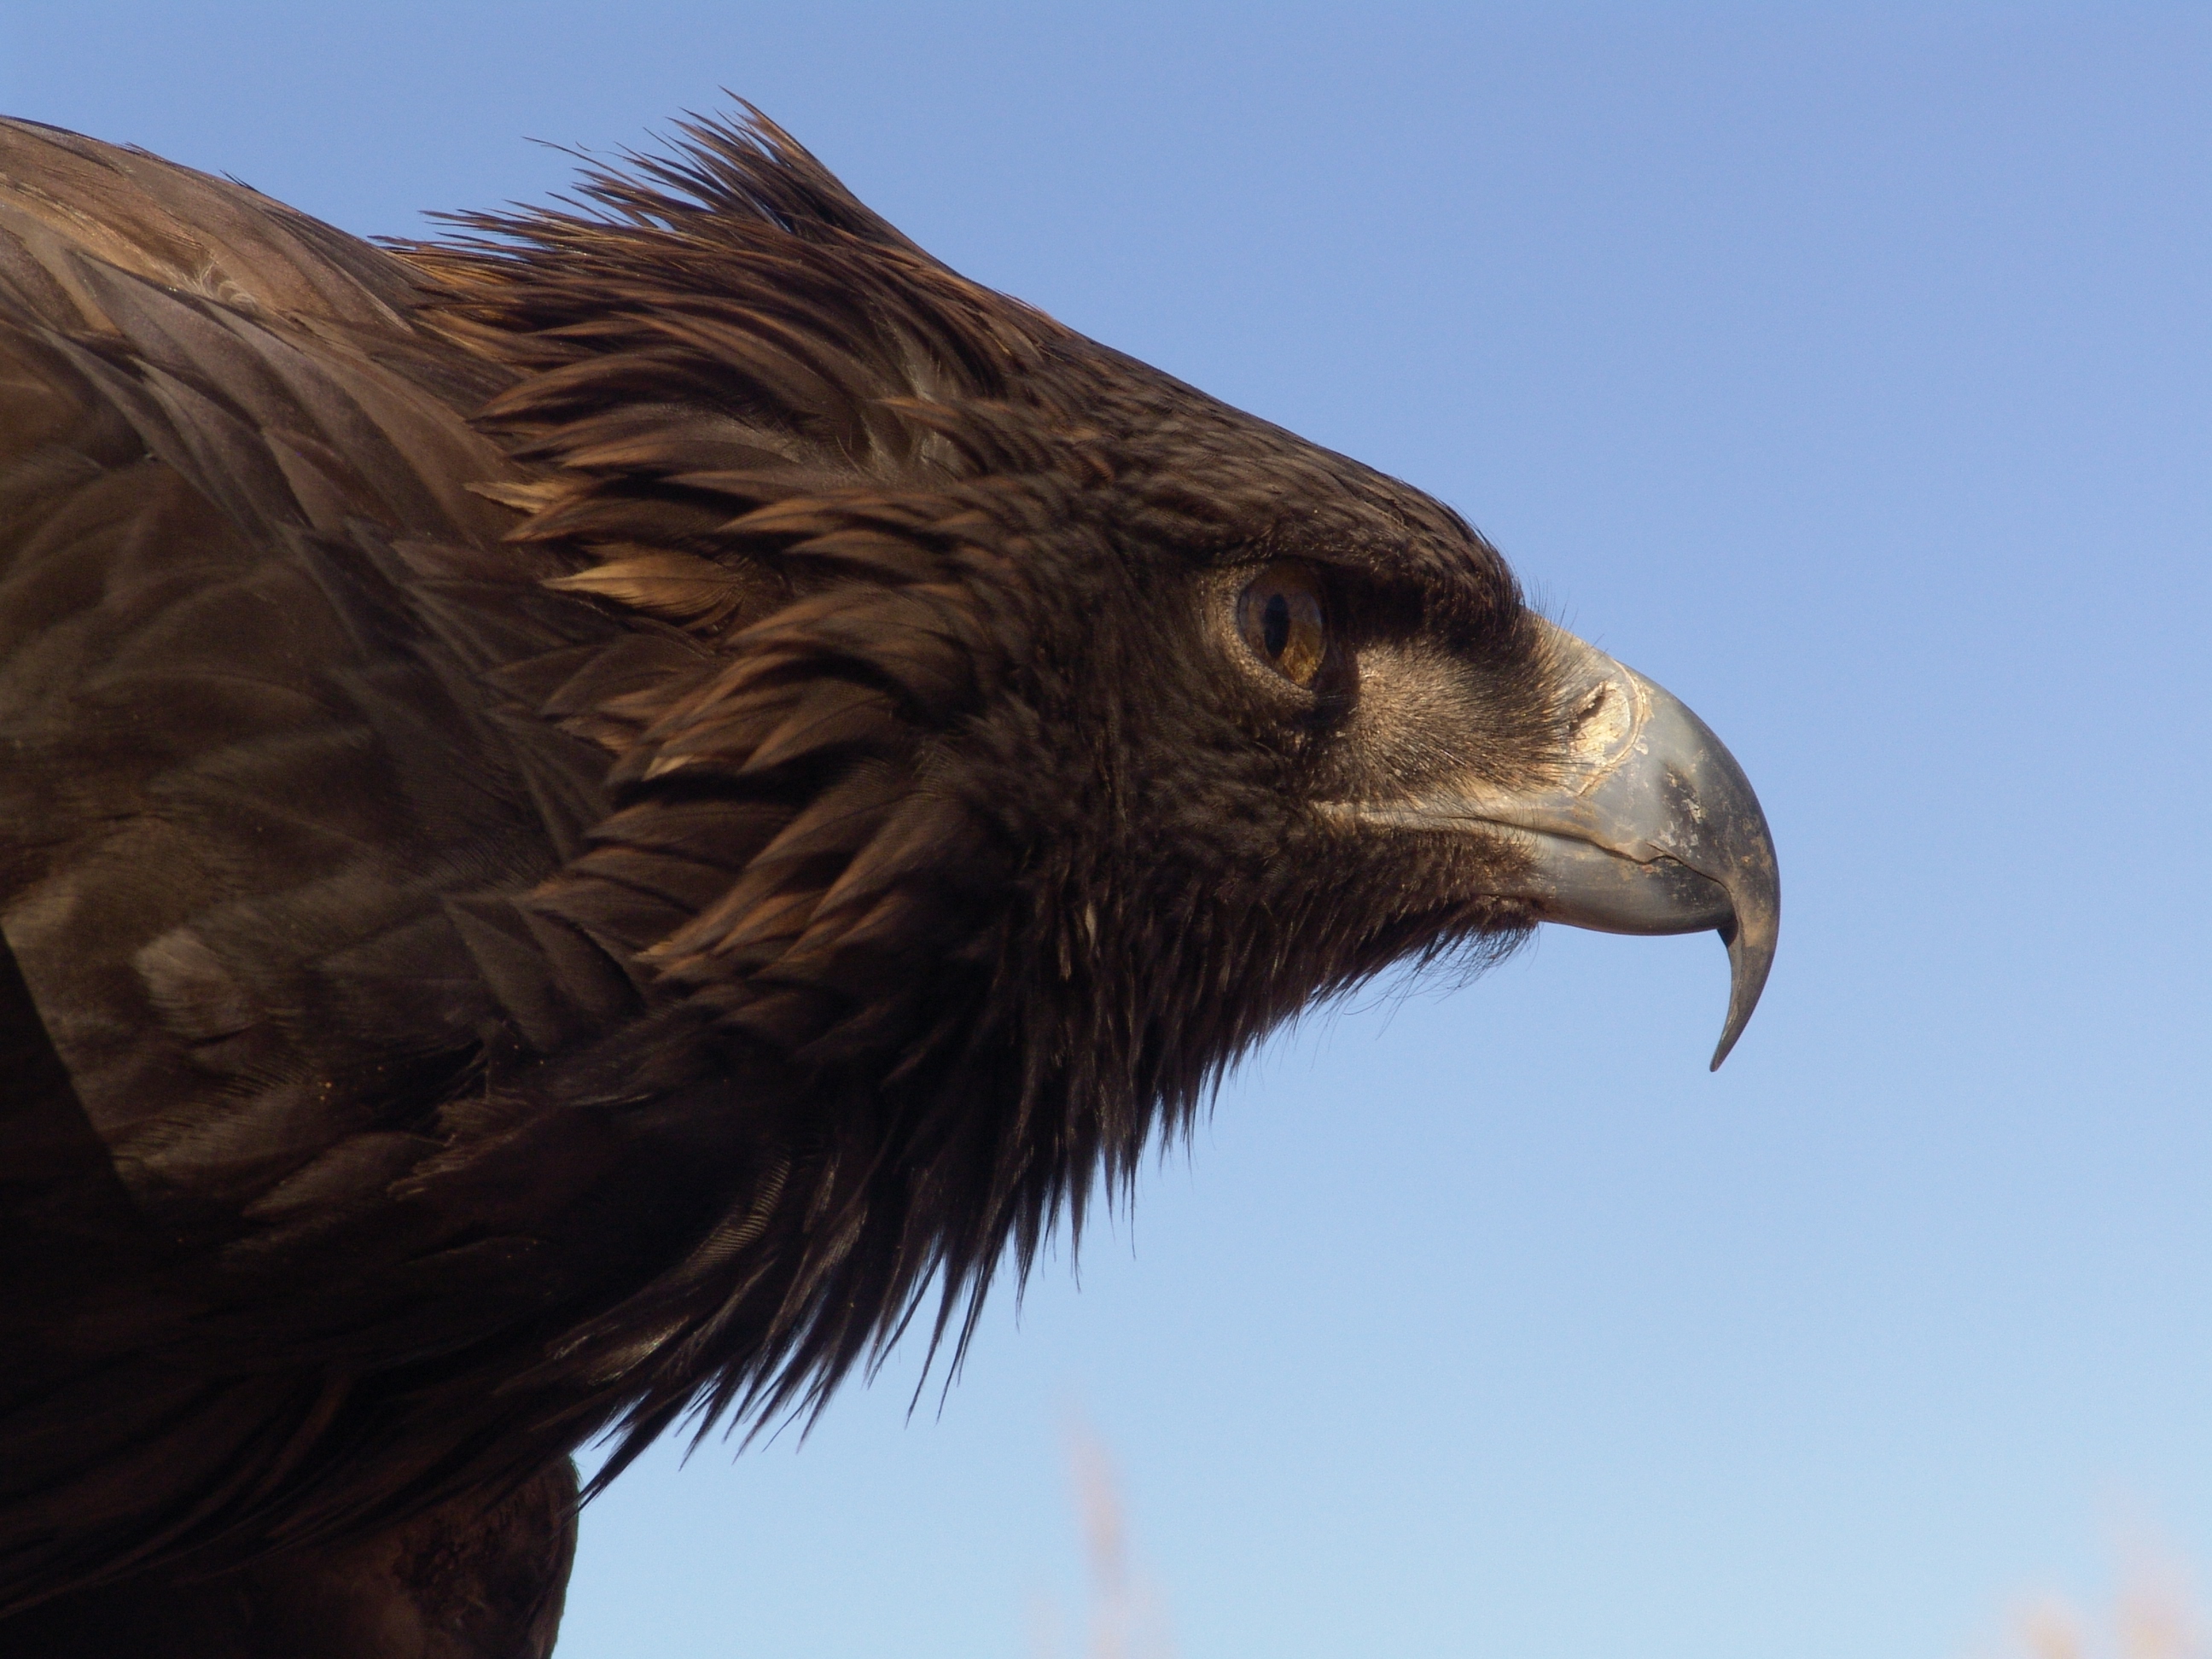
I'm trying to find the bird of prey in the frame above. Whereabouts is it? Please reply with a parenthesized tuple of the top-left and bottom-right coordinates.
(0, 109, 1777, 1656)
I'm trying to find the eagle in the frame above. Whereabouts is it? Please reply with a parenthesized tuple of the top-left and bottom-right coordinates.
(0, 109, 1777, 1656)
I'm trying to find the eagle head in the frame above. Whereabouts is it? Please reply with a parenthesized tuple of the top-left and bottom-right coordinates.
(399, 110, 1776, 1447)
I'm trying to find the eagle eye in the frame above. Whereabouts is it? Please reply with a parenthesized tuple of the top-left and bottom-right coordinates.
(1237, 563, 1328, 688)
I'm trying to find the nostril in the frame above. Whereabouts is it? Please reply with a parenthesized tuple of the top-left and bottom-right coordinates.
(1565, 679, 1632, 763)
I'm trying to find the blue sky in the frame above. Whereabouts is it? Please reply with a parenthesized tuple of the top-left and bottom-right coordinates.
(6, 4, 2209, 1655)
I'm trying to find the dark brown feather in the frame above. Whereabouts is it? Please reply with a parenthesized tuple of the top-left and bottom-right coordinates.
(0, 106, 1556, 1650)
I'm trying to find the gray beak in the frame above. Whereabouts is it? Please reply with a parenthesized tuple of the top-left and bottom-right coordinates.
(1347, 622, 1780, 1069)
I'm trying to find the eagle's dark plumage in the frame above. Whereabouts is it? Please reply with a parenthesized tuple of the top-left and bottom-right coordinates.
(0, 111, 1776, 1655)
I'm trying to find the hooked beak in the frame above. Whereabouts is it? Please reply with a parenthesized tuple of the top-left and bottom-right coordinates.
(1343, 622, 1779, 1069)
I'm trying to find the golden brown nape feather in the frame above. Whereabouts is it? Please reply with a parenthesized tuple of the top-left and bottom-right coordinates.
(0, 105, 1773, 1659)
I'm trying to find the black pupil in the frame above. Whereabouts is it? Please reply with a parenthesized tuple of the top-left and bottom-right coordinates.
(1262, 591, 1291, 658)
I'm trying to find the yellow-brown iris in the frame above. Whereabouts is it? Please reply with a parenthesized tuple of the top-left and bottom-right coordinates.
(1237, 562, 1328, 687)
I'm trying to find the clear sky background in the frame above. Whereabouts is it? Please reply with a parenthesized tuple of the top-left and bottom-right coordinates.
(5, 5, 2209, 1656)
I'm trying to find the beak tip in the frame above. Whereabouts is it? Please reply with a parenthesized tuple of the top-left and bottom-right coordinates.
(1708, 1014, 1743, 1070)
(1707, 910, 1778, 1072)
